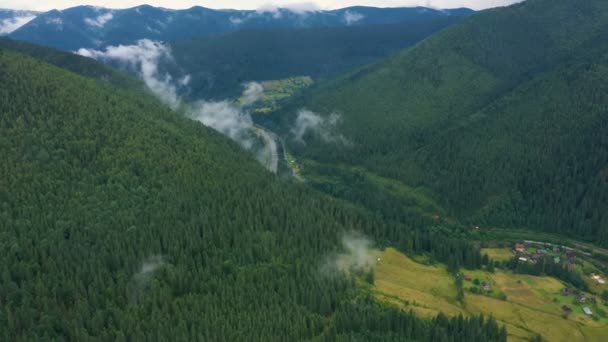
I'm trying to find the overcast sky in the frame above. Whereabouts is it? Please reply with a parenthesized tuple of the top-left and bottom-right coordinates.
(1, 0, 524, 12)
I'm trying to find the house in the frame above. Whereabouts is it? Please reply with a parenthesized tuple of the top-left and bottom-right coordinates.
(578, 293, 586, 303)
(561, 287, 575, 296)
(538, 249, 548, 255)
(518, 257, 528, 262)
(464, 275, 472, 281)
(515, 243, 525, 253)
(481, 282, 491, 291)
(554, 256, 561, 264)
(583, 307, 593, 316)
(562, 305, 572, 313)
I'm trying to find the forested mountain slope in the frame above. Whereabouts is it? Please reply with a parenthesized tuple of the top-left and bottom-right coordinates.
(8, 5, 473, 51)
(167, 17, 465, 100)
(0, 46, 501, 340)
(275, 0, 608, 245)
(0, 37, 142, 91)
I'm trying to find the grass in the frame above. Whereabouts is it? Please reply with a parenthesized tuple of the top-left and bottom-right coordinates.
(245, 76, 313, 113)
(373, 247, 608, 342)
(481, 248, 515, 262)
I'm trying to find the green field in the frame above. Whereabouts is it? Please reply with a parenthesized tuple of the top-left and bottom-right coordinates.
(373, 248, 608, 342)
(245, 76, 313, 113)
(481, 248, 515, 262)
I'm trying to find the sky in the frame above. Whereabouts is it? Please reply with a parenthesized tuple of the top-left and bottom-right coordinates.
(0, 0, 524, 12)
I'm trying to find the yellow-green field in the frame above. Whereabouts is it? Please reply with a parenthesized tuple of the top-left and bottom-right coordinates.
(373, 248, 608, 342)
(481, 247, 515, 262)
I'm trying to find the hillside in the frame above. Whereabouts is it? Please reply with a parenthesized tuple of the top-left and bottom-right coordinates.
(0, 44, 500, 340)
(272, 0, 608, 245)
(0, 37, 142, 91)
(8, 5, 473, 51)
(166, 17, 466, 100)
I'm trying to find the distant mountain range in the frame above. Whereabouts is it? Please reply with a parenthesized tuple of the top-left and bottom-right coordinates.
(6, 5, 473, 51)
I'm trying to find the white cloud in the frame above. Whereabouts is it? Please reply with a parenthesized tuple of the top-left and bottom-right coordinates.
(229, 16, 244, 24)
(322, 232, 377, 277)
(291, 109, 349, 145)
(77, 39, 181, 109)
(343, 10, 363, 25)
(84, 12, 113, 27)
(242, 81, 264, 106)
(0, 15, 36, 34)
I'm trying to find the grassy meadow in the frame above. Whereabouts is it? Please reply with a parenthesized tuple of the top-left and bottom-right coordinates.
(373, 248, 608, 341)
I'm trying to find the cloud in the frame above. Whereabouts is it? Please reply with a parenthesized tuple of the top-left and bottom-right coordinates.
(323, 232, 377, 277)
(84, 12, 113, 27)
(256, 2, 320, 18)
(77, 39, 181, 109)
(128, 255, 166, 303)
(188, 100, 257, 149)
(229, 16, 244, 25)
(343, 10, 363, 25)
(291, 109, 349, 145)
(77, 40, 278, 172)
(0, 15, 36, 35)
(242, 81, 264, 106)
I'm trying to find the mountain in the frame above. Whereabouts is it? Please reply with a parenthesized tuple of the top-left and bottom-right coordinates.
(0, 39, 499, 340)
(0, 37, 142, 91)
(165, 16, 467, 100)
(272, 0, 608, 245)
(8, 5, 473, 51)
(0, 9, 38, 35)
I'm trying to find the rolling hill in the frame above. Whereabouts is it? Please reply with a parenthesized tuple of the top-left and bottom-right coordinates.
(165, 16, 468, 100)
(0, 39, 500, 341)
(8, 5, 473, 51)
(272, 0, 608, 246)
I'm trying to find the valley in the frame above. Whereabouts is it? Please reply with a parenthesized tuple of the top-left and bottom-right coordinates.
(2, 0, 608, 340)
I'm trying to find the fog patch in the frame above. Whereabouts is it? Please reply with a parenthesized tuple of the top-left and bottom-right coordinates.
(77, 39, 181, 109)
(188, 100, 256, 150)
(78, 41, 277, 172)
(0, 15, 36, 35)
(323, 232, 377, 278)
(291, 109, 350, 145)
(242, 81, 264, 106)
(344, 10, 364, 25)
(84, 12, 113, 28)
(128, 255, 166, 303)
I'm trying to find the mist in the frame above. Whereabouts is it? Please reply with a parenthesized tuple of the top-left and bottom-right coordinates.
(323, 232, 377, 277)
(77, 40, 279, 171)
(0, 15, 36, 35)
(128, 255, 166, 303)
(291, 109, 350, 145)
(77, 39, 181, 109)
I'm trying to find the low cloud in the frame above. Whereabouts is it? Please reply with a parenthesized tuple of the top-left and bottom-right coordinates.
(78, 40, 277, 172)
(344, 10, 364, 25)
(128, 255, 166, 303)
(77, 39, 181, 109)
(242, 81, 264, 106)
(188, 100, 256, 150)
(0, 15, 36, 35)
(323, 232, 377, 277)
(291, 109, 349, 145)
(84, 12, 114, 28)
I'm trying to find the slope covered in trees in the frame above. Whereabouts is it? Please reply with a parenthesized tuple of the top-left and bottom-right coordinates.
(0, 45, 499, 340)
(0, 37, 142, 91)
(273, 0, 608, 246)
(166, 16, 467, 100)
